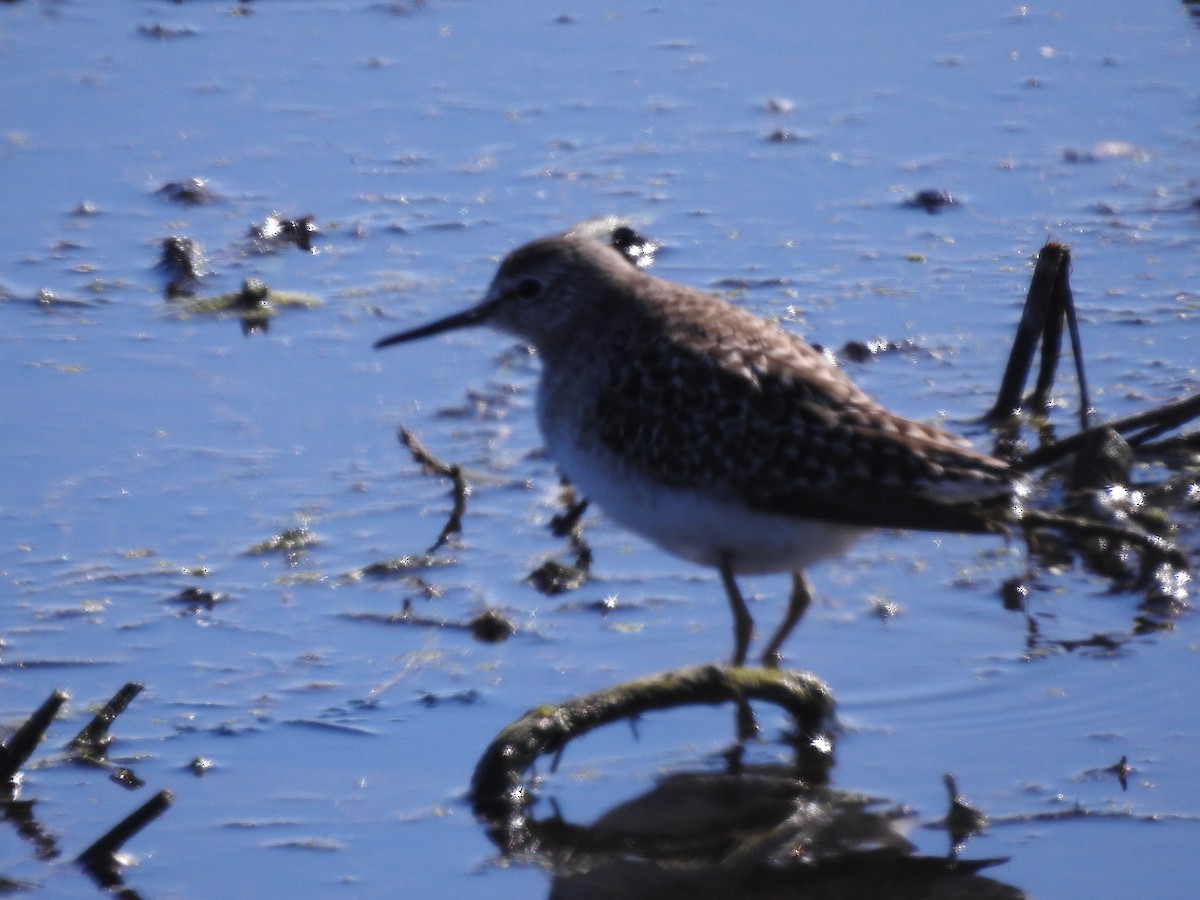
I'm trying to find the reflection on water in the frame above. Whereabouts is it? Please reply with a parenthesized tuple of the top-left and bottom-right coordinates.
(468, 664, 1022, 898)
(545, 774, 1021, 900)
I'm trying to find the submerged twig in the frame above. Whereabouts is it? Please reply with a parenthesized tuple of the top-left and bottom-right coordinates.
(548, 482, 589, 538)
(0, 691, 68, 791)
(470, 664, 834, 825)
(68, 683, 143, 761)
(341, 600, 516, 643)
(1061, 264, 1091, 429)
(76, 789, 174, 888)
(245, 526, 320, 557)
(168, 276, 317, 335)
(941, 773, 988, 854)
(1015, 390, 1200, 473)
(0, 686, 173, 896)
(170, 277, 319, 322)
(528, 482, 593, 595)
(988, 242, 1091, 428)
(977, 240, 1200, 617)
(1019, 509, 1181, 565)
(399, 427, 469, 552)
(352, 553, 454, 580)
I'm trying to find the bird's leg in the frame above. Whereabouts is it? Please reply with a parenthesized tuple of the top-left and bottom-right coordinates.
(761, 571, 813, 668)
(717, 554, 758, 742)
(717, 554, 753, 667)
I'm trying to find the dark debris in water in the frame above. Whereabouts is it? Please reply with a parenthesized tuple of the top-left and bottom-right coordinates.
(528, 481, 594, 596)
(608, 224, 660, 269)
(433, 385, 519, 421)
(167, 586, 229, 613)
(155, 177, 215, 205)
(963, 240, 1200, 645)
(246, 526, 320, 557)
(420, 689, 480, 707)
(527, 558, 588, 595)
(386, 0, 430, 14)
(250, 213, 320, 254)
(765, 128, 810, 143)
(999, 576, 1029, 612)
(109, 767, 145, 790)
(157, 235, 207, 299)
(68, 682, 143, 763)
(567, 217, 661, 269)
(1078, 754, 1132, 791)
(137, 23, 197, 40)
(1132, 613, 1173, 635)
(1065, 427, 1132, 492)
(470, 608, 516, 642)
(186, 756, 213, 776)
(352, 554, 455, 579)
(939, 773, 989, 854)
(262, 836, 344, 852)
(342, 600, 515, 645)
(28, 287, 94, 308)
(903, 189, 956, 214)
(549, 489, 589, 538)
(556, 594, 624, 615)
(711, 275, 791, 290)
(169, 277, 320, 335)
(838, 337, 920, 364)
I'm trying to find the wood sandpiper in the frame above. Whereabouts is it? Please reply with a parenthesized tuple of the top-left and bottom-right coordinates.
(376, 225, 1021, 667)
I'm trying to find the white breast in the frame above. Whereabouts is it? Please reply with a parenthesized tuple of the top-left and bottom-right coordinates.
(541, 411, 865, 576)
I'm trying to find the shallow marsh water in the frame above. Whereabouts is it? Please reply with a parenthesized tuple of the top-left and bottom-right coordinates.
(3, 1, 1200, 897)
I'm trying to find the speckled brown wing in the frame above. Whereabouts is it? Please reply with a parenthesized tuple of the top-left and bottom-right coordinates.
(593, 284, 1015, 532)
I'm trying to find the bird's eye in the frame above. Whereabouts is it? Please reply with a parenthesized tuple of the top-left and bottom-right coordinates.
(515, 277, 544, 300)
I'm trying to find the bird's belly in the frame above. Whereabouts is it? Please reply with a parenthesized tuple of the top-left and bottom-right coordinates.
(551, 438, 865, 576)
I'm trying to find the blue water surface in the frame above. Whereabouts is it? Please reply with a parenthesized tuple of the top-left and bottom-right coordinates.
(2, 1, 1200, 897)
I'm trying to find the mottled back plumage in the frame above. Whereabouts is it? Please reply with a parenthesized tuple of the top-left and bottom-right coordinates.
(589, 274, 1013, 532)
